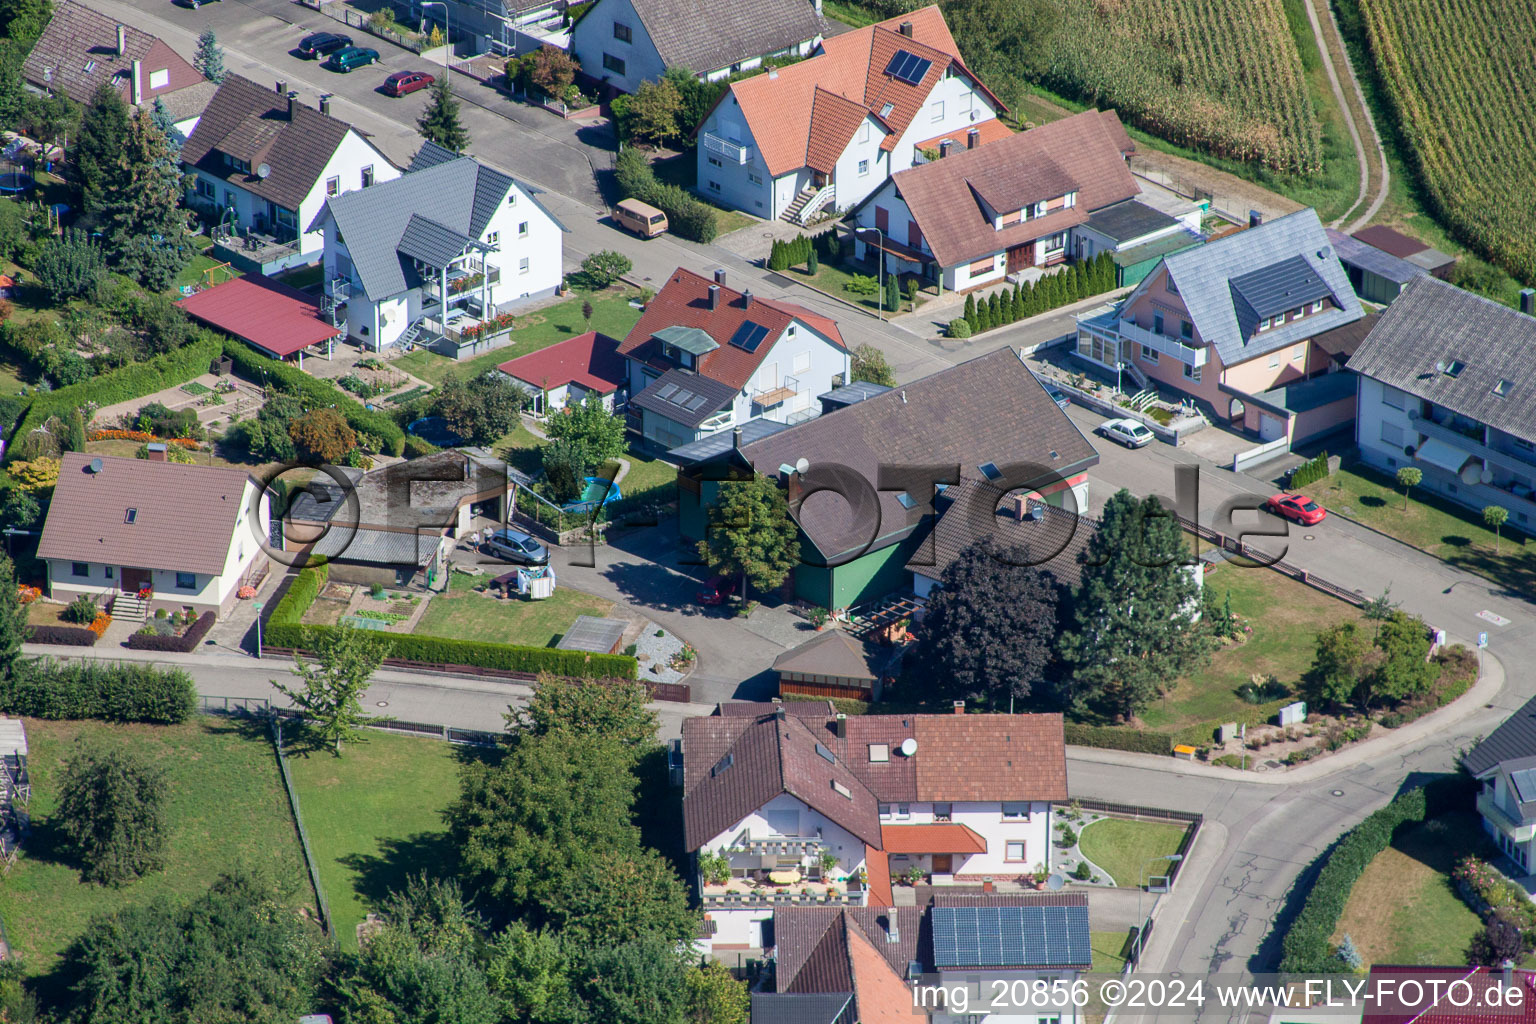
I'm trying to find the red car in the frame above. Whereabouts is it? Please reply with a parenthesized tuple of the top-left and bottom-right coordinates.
(1266, 492, 1327, 526)
(383, 70, 435, 97)
(696, 575, 739, 606)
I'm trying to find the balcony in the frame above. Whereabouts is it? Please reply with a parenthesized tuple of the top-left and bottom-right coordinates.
(702, 132, 751, 165)
(325, 276, 351, 302)
(1115, 319, 1208, 367)
(1478, 791, 1536, 843)
(701, 877, 865, 908)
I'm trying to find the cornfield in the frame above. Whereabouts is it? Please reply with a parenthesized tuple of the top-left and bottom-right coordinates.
(1041, 0, 1324, 174)
(1353, 0, 1536, 282)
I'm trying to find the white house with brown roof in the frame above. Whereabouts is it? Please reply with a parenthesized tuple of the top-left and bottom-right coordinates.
(181, 75, 400, 272)
(683, 701, 1065, 951)
(694, 5, 1007, 223)
(36, 453, 270, 619)
(849, 109, 1137, 294)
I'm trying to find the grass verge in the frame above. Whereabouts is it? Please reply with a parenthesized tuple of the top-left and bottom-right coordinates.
(1076, 818, 1190, 889)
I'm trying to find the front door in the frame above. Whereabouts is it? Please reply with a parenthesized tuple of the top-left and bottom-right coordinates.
(932, 854, 953, 874)
(121, 567, 151, 593)
(1007, 242, 1034, 272)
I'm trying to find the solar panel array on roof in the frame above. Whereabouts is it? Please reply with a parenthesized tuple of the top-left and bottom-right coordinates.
(729, 320, 771, 353)
(930, 905, 1091, 969)
(885, 49, 933, 86)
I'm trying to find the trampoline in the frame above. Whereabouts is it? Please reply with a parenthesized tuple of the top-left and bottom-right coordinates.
(560, 476, 620, 513)
(0, 143, 32, 194)
(406, 415, 464, 447)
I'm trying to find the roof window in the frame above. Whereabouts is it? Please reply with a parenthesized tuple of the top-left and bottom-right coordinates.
(895, 492, 917, 510)
(815, 742, 836, 764)
(978, 462, 1002, 481)
(1494, 379, 1514, 397)
(1443, 359, 1466, 378)
(711, 753, 733, 777)
(880, 102, 894, 118)
(868, 743, 889, 763)
(124, 508, 137, 525)
(831, 780, 852, 798)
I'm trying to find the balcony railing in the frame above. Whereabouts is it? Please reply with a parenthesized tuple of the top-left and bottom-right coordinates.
(1478, 791, 1535, 842)
(702, 132, 751, 165)
(325, 277, 351, 302)
(1114, 319, 1208, 367)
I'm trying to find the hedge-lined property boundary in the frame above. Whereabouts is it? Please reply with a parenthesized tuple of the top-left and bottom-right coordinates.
(220, 340, 406, 456)
(1290, 451, 1332, 489)
(1277, 776, 1470, 972)
(1064, 722, 1176, 756)
(25, 623, 101, 646)
(267, 566, 637, 678)
(0, 661, 198, 723)
(126, 611, 217, 652)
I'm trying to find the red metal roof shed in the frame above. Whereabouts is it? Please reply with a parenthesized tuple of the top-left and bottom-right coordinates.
(178, 275, 341, 364)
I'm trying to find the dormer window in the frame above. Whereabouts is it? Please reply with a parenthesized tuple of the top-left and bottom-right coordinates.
(880, 102, 894, 118)
(226, 154, 250, 174)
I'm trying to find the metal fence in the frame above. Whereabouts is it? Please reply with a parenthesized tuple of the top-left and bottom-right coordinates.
(1068, 798, 1203, 888)
(197, 695, 502, 747)
(1174, 511, 1367, 608)
(268, 715, 333, 941)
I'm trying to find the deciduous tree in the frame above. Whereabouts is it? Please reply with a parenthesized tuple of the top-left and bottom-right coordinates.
(576, 932, 688, 1024)
(1302, 621, 1373, 708)
(1484, 504, 1509, 554)
(433, 371, 527, 445)
(624, 78, 684, 145)
(543, 390, 627, 465)
(1396, 466, 1422, 510)
(697, 474, 799, 603)
(272, 623, 386, 753)
(686, 960, 750, 1024)
(287, 406, 357, 464)
(57, 741, 170, 885)
(510, 674, 658, 752)
(850, 342, 896, 387)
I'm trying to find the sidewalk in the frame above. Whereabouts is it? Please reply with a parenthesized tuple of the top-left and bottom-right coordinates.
(1066, 644, 1504, 786)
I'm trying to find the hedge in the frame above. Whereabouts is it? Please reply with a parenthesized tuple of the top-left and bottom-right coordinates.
(126, 611, 217, 652)
(1063, 722, 1175, 756)
(0, 661, 198, 723)
(219, 340, 406, 456)
(266, 565, 636, 678)
(614, 148, 717, 244)
(26, 623, 100, 646)
(1277, 776, 1470, 972)
(1290, 451, 1332, 489)
(6, 334, 223, 461)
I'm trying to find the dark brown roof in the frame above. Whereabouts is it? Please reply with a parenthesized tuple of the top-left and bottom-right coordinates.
(887, 109, 1138, 267)
(181, 74, 375, 212)
(1352, 224, 1431, 259)
(735, 348, 1098, 561)
(1315, 309, 1382, 360)
(626, 0, 825, 77)
(773, 630, 884, 682)
(775, 906, 927, 992)
(912, 490, 1098, 588)
(38, 453, 255, 576)
(22, 1, 203, 106)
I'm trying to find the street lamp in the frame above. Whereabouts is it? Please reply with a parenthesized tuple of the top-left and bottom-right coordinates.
(252, 600, 264, 659)
(1133, 853, 1183, 966)
(866, 225, 885, 322)
(419, 2, 452, 85)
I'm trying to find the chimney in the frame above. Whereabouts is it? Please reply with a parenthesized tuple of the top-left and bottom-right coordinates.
(708, 284, 720, 310)
(982, 876, 994, 894)
(814, 0, 822, 13)
(775, 706, 786, 721)
(768, 68, 778, 80)
(966, 127, 980, 150)
(116, 24, 126, 56)
(145, 443, 168, 462)
(732, 425, 743, 449)
(319, 94, 332, 116)
(288, 90, 299, 120)
(714, 268, 727, 286)
(1504, 960, 1516, 991)
(741, 288, 753, 307)
(131, 59, 142, 105)
(835, 713, 847, 737)
(898, 20, 913, 36)
(1248, 210, 1263, 229)
(952, 700, 964, 715)
(938, 139, 951, 159)
(276, 80, 287, 96)
(1012, 494, 1029, 521)
(1520, 288, 1534, 317)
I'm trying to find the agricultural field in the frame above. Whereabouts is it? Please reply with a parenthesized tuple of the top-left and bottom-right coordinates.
(1038, 0, 1323, 173)
(1349, 0, 1536, 282)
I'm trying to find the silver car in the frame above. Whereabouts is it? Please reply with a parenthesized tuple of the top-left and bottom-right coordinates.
(483, 528, 549, 565)
(1097, 418, 1156, 449)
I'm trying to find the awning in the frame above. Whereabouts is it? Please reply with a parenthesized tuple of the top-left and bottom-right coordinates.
(880, 823, 988, 854)
(1415, 437, 1473, 475)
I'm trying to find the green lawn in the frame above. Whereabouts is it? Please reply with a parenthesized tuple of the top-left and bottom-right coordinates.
(1091, 930, 1132, 974)
(0, 718, 310, 977)
(414, 572, 615, 646)
(779, 260, 892, 313)
(1330, 810, 1489, 967)
(494, 424, 676, 506)
(1140, 559, 1364, 742)
(1076, 817, 1190, 889)
(285, 730, 490, 948)
(172, 250, 240, 294)
(393, 288, 644, 388)
(1313, 464, 1536, 596)
(0, 353, 26, 395)
(820, 0, 877, 26)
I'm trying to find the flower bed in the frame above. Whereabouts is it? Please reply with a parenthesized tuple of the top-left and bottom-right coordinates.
(16, 586, 41, 605)
(88, 429, 201, 450)
(1452, 856, 1536, 928)
(127, 611, 216, 653)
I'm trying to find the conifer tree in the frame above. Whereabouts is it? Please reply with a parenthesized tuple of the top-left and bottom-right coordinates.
(98, 110, 193, 290)
(963, 293, 977, 329)
(194, 27, 225, 83)
(418, 77, 471, 152)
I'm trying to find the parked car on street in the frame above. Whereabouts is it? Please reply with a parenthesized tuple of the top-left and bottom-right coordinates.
(1097, 418, 1155, 448)
(696, 575, 739, 606)
(1266, 492, 1327, 526)
(615, 198, 667, 239)
(326, 46, 380, 72)
(1032, 371, 1070, 411)
(383, 70, 435, 96)
(297, 32, 351, 59)
(482, 528, 549, 565)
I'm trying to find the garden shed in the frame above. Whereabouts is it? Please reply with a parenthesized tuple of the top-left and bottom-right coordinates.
(772, 629, 888, 701)
(555, 615, 628, 654)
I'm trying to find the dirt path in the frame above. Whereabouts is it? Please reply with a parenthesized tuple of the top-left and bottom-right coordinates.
(1129, 150, 1303, 224)
(1305, 0, 1390, 231)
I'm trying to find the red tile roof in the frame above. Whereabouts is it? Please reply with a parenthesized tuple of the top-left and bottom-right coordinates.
(496, 331, 626, 394)
(178, 275, 341, 358)
(807, 88, 872, 175)
(1364, 966, 1536, 1024)
(619, 268, 844, 392)
(845, 922, 927, 1022)
(880, 823, 987, 854)
(863, 844, 894, 907)
(913, 117, 1013, 154)
(913, 714, 1068, 802)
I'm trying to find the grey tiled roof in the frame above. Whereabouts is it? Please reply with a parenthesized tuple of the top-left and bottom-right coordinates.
(1465, 695, 1536, 777)
(304, 526, 439, 566)
(1229, 254, 1332, 324)
(630, 368, 738, 429)
(398, 214, 484, 268)
(1326, 228, 1425, 287)
(1347, 275, 1536, 442)
(1157, 208, 1362, 367)
(667, 418, 789, 462)
(817, 381, 891, 409)
(749, 993, 852, 1024)
(625, 0, 824, 75)
(911, 491, 1097, 589)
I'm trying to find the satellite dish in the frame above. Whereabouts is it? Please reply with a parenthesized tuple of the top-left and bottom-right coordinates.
(899, 737, 918, 757)
(88, 458, 103, 473)
(1481, 468, 1495, 485)
(795, 457, 810, 475)
(1435, 360, 1447, 373)
(1047, 873, 1066, 891)
(256, 163, 271, 179)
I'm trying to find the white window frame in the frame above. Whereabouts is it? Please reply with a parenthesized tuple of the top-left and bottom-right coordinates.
(857, 159, 869, 176)
(518, 257, 530, 274)
(1005, 841, 1027, 862)
(485, 230, 499, 246)
(930, 100, 945, 123)
(1269, 352, 1280, 368)
(895, 803, 911, 820)
(361, 165, 374, 188)
(518, 221, 530, 238)
(1001, 802, 1030, 820)
(149, 67, 169, 89)
(1292, 343, 1305, 361)
(1140, 343, 1159, 363)
(326, 176, 340, 197)
(175, 572, 197, 590)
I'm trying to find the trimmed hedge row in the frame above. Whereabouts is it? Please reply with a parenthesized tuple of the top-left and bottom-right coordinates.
(26, 624, 100, 646)
(614, 148, 717, 243)
(6, 334, 223, 461)
(1290, 451, 1332, 489)
(0, 661, 198, 723)
(126, 611, 217, 652)
(266, 565, 637, 678)
(220, 340, 406, 456)
(1063, 723, 1176, 756)
(1277, 776, 1470, 971)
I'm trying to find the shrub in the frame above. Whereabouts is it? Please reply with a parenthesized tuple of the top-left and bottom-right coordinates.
(1290, 451, 1332, 489)
(612, 147, 717, 243)
(404, 434, 440, 458)
(574, 250, 632, 289)
(219, 341, 405, 456)
(369, 582, 385, 599)
(127, 612, 216, 652)
(26, 624, 100, 646)
(1063, 723, 1175, 756)
(947, 317, 972, 339)
(0, 660, 197, 722)
(845, 274, 878, 296)
(1073, 861, 1092, 880)
(62, 595, 100, 625)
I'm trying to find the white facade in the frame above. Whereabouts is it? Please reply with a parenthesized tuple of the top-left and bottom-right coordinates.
(878, 800, 1052, 878)
(926, 969, 1084, 1024)
(45, 478, 270, 617)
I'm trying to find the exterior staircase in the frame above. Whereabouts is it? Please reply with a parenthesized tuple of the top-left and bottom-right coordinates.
(1122, 358, 1150, 391)
(781, 186, 820, 224)
(112, 593, 149, 622)
(397, 318, 427, 350)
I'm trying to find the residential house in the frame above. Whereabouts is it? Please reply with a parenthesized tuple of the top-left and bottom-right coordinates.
(1350, 276, 1536, 534)
(1363, 966, 1536, 1024)
(496, 331, 627, 415)
(619, 268, 849, 450)
(434, 0, 565, 58)
(683, 700, 1067, 951)
(21, 1, 214, 132)
(694, 5, 1008, 223)
(909, 495, 1096, 602)
(1326, 228, 1425, 306)
(36, 452, 270, 619)
(1462, 694, 1536, 874)
(1075, 198, 1204, 289)
(283, 450, 514, 591)
(674, 347, 1097, 609)
(1352, 225, 1456, 280)
(849, 108, 1139, 294)
(309, 141, 566, 354)
(755, 894, 1092, 1023)
(181, 75, 400, 273)
(572, 0, 825, 95)
(1073, 208, 1365, 443)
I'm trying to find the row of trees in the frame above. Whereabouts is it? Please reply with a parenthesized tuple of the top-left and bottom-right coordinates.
(954, 252, 1117, 337)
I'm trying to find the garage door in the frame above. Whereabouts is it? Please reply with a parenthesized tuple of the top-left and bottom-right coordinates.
(1259, 413, 1286, 442)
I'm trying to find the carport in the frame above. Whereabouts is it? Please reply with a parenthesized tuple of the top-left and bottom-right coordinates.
(179, 275, 341, 369)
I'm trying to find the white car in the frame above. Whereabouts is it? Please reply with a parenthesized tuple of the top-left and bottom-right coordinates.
(1097, 418, 1155, 449)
